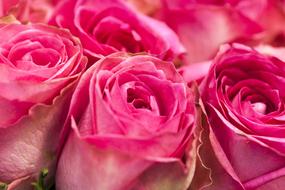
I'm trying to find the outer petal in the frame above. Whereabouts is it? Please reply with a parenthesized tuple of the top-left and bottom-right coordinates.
(196, 108, 285, 190)
(255, 45, 285, 62)
(159, 5, 261, 63)
(7, 176, 31, 190)
(179, 61, 212, 84)
(56, 121, 197, 190)
(209, 106, 285, 182)
(232, 0, 285, 35)
(195, 120, 245, 190)
(250, 175, 285, 190)
(189, 104, 243, 190)
(0, 0, 53, 23)
(0, 81, 75, 189)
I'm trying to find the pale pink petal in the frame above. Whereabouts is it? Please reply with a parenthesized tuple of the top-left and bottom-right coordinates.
(160, 5, 261, 63)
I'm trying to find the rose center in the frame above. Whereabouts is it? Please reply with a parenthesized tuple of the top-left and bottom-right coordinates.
(251, 102, 267, 114)
(92, 16, 143, 53)
(127, 88, 151, 110)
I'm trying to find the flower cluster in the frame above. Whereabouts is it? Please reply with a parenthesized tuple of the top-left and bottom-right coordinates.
(1, 0, 285, 190)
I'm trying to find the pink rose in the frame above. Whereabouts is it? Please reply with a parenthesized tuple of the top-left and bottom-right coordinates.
(49, 0, 185, 62)
(198, 44, 285, 189)
(225, 0, 285, 35)
(0, 0, 54, 23)
(56, 53, 197, 190)
(163, 0, 285, 33)
(0, 23, 86, 189)
(158, 0, 285, 64)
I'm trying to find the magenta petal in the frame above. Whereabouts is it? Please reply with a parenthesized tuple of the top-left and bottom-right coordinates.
(244, 167, 285, 189)
(57, 127, 195, 190)
(0, 96, 33, 126)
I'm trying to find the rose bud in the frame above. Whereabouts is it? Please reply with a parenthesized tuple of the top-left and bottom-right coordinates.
(56, 53, 197, 190)
(0, 23, 86, 189)
(199, 44, 285, 189)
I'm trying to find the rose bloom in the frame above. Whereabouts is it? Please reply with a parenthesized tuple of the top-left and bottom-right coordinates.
(0, 0, 54, 23)
(0, 23, 86, 189)
(158, 0, 285, 64)
(49, 0, 184, 63)
(56, 53, 197, 190)
(199, 44, 285, 189)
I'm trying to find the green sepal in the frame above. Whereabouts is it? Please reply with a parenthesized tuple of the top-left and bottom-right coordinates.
(0, 182, 8, 190)
(32, 168, 49, 190)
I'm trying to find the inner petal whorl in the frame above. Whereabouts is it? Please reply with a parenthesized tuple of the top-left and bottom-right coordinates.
(127, 87, 151, 110)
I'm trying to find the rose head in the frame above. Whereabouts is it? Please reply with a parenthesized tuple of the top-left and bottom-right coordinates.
(56, 53, 196, 190)
(49, 0, 185, 62)
(0, 23, 86, 126)
(159, 0, 285, 64)
(0, 23, 86, 189)
(158, 1, 261, 64)
(200, 44, 285, 189)
(0, 0, 54, 23)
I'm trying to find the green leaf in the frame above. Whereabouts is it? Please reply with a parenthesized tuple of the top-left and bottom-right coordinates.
(32, 168, 49, 190)
(0, 183, 7, 190)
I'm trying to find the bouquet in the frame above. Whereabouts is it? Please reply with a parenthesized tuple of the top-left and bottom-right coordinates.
(1, 0, 285, 190)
